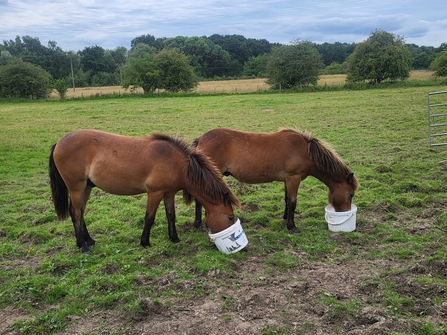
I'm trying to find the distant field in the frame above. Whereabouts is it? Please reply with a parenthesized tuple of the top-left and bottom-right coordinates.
(50, 78, 271, 98)
(50, 70, 436, 99)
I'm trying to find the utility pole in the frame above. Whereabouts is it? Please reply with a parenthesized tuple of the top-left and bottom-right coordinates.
(70, 56, 75, 92)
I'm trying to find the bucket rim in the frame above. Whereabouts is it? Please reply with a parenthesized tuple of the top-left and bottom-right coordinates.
(208, 218, 242, 239)
(325, 204, 357, 214)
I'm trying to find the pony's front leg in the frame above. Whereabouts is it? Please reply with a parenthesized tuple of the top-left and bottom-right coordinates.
(141, 212, 155, 248)
(140, 193, 163, 248)
(285, 176, 301, 235)
(163, 193, 180, 243)
(193, 199, 203, 231)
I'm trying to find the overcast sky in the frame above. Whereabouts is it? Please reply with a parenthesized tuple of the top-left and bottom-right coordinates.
(1, 0, 446, 52)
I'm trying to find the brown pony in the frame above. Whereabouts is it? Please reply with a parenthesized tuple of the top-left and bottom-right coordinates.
(49, 129, 240, 254)
(193, 128, 358, 234)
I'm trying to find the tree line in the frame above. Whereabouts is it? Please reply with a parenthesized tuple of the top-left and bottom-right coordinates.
(1, 31, 447, 98)
(2, 34, 446, 85)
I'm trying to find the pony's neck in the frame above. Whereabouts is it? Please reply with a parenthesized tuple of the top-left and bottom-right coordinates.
(189, 189, 219, 213)
(183, 180, 214, 208)
(309, 168, 344, 191)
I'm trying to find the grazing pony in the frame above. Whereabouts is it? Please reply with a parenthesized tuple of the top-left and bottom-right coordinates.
(49, 129, 239, 254)
(193, 128, 358, 234)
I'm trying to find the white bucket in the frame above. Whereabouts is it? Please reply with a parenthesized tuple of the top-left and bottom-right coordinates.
(325, 204, 357, 232)
(208, 219, 248, 254)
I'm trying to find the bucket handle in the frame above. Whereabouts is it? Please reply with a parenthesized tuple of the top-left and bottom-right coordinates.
(208, 230, 216, 242)
(325, 212, 353, 225)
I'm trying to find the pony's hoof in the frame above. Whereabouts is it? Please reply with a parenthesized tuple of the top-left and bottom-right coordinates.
(288, 227, 301, 235)
(170, 237, 181, 243)
(140, 242, 151, 248)
(80, 244, 93, 254)
(86, 239, 96, 246)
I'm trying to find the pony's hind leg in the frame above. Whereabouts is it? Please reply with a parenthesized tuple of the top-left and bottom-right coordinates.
(163, 193, 180, 243)
(81, 185, 95, 246)
(193, 200, 203, 231)
(68, 188, 93, 254)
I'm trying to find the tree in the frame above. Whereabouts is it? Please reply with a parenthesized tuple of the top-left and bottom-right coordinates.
(54, 78, 69, 99)
(0, 50, 12, 65)
(161, 36, 232, 78)
(122, 53, 160, 93)
(432, 49, 447, 78)
(78, 45, 122, 86)
(109, 46, 128, 66)
(202, 44, 232, 78)
(122, 48, 198, 93)
(316, 42, 356, 66)
(0, 58, 51, 99)
(128, 43, 156, 59)
(266, 39, 324, 88)
(156, 48, 199, 92)
(436, 43, 447, 54)
(131, 34, 165, 50)
(412, 52, 434, 69)
(243, 53, 269, 78)
(208, 34, 278, 77)
(79, 45, 108, 74)
(347, 30, 412, 83)
(2, 36, 71, 80)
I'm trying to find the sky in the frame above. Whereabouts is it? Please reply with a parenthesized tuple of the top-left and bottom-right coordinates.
(1, 0, 446, 52)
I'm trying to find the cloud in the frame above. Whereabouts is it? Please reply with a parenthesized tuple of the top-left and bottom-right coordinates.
(0, 0, 446, 51)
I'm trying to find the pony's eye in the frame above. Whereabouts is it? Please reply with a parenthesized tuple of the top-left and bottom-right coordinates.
(227, 216, 234, 223)
(349, 193, 355, 199)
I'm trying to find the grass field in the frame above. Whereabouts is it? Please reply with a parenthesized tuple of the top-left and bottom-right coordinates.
(1, 83, 447, 334)
(49, 70, 437, 99)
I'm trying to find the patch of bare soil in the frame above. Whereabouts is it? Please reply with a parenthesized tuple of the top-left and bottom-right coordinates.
(0, 307, 30, 334)
(48, 255, 444, 335)
(2, 209, 446, 334)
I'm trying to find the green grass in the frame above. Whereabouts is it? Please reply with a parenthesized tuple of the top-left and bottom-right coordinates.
(1, 85, 447, 334)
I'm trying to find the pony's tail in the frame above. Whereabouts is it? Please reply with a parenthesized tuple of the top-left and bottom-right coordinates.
(49, 144, 70, 220)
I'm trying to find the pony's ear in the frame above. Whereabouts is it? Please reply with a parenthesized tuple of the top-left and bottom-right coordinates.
(347, 173, 354, 183)
(224, 191, 241, 208)
(347, 172, 359, 191)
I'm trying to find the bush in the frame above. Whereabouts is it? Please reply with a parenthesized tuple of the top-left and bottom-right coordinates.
(432, 49, 447, 78)
(266, 39, 324, 88)
(347, 30, 412, 83)
(0, 58, 51, 99)
(54, 79, 68, 99)
(321, 61, 349, 75)
(122, 48, 198, 93)
(156, 48, 199, 92)
(243, 54, 269, 78)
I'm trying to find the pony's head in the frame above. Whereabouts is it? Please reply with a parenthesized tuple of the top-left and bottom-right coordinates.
(185, 149, 240, 233)
(303, 134, 359, 212)
(328, 172, 358, 211)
